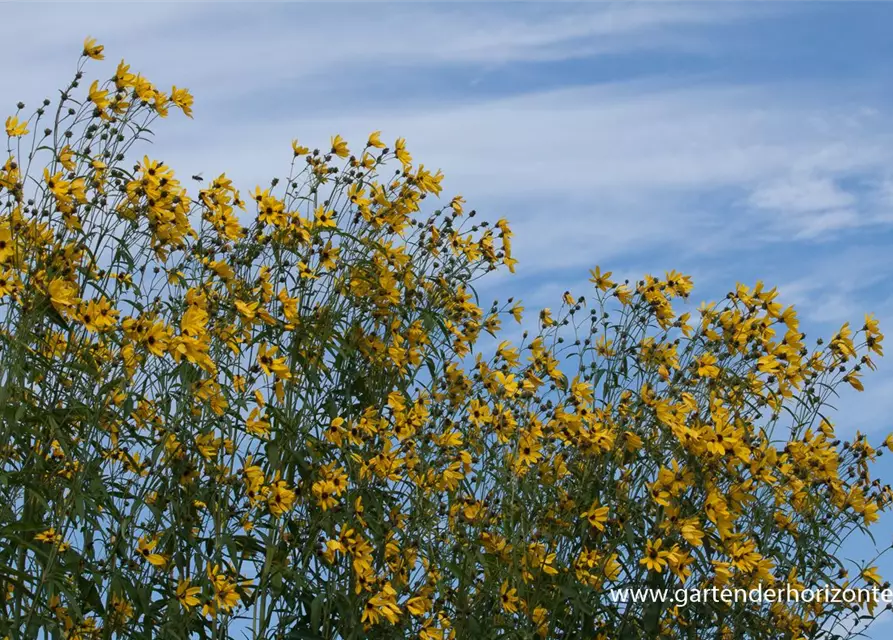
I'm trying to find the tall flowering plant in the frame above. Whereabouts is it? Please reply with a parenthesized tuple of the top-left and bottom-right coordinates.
(0, 39, 890, 640)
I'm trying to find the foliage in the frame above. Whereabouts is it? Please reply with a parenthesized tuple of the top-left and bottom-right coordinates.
(0, 39, 891, 640)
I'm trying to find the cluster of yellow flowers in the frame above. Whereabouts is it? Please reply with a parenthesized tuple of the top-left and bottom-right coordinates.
(0, 38, 889, 640)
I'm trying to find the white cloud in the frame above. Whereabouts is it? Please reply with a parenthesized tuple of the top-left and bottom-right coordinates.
(749, 175, 856, 215)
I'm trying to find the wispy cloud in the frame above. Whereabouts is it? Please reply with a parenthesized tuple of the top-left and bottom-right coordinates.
(2, 3, 749, 101)
(136, 79, 893, 278)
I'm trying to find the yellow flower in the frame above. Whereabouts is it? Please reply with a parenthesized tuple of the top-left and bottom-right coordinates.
(844, 371, 864, 391)
(77, 297, 119, 333)
(48, 279, 78, 310)
(532, 606, 549, 637)
(314, 205, 337, 229)
(361, 582, 402, 626)
(581, 501, 609, 531)
(595, 336, 615, 357)
(493, 371, 518, 397)
(325, 416, 346, 447)
(330, 134, 349, 158)
(267, 479, 296, 517)
(318, 241, 339, 270)
(0, 270, 19, 298)
(680, 520, 704, 547)
(170, 86, 194, 118)
(180, 305, 208, 336)
(35, 528, 62, 545)
(58, 145, 75, 171)
(394, 137, 412, 167)
(5, 116, 28, 138)
(862, 566, 882, 586)
(113, 60, 134, 90)
(510, 302, 524, 324)
(0, 225, 14, 261)
(257, 343, 292, 380)
(499, 580, 519, 613)
(540, 308, 554, 327)
(235, 299, 260, 321)
(589, 266, 615, 291)
(297, 260, 317, 280)
(246, 407, 270, 437)
(640, 538, 672, 573)
(108, 594, 133, 626)
(515, 432, 542, 470)
(83, 36, 105, 60)
(205, 564, 244, 616)
(367, 130, 385, 149)
(696, 352, 720, 378)
(88, 80, 110, 111)
(615, 284, 633, 305)
(176, 579, 202, 611)
(405, 593, 432, 617)
(292, 139, 310, 156)
(136, 536, 167, 567)
(312, 479, 339, 511)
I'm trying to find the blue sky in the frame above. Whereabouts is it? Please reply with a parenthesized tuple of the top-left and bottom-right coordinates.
(5, 2, 893, 636)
